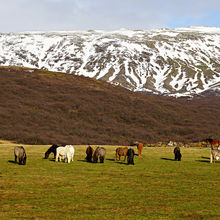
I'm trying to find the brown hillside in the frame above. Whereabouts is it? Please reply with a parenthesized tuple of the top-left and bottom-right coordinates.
(0, 66, 220, 145)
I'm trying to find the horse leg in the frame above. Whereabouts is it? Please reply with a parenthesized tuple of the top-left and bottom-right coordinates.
(127, 158, 131, 165)
(67, 152, 71, 163)
(100, 157, 104, 163)
(15, 155, 17, 163)
(115, 152, 118, 161)
(175, 153, 178, 161)
(55, 154, 58, 162)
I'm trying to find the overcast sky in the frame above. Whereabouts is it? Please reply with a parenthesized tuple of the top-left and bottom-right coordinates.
(0, 0, 220, 33)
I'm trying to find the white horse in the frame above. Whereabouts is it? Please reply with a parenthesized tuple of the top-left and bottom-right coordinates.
(64, 145, 75, 163)
(56, 145, 75, 163)
(56, 146, 65, 162)
(210, 149, 220, 163)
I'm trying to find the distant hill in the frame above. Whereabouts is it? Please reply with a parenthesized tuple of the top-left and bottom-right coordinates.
(0, 27, 220, 97)
(0, 66, 220, 145)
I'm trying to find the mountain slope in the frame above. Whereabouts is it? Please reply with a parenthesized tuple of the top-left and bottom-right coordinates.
(0, 66, 220, 145)
(0, 27, 220, 97)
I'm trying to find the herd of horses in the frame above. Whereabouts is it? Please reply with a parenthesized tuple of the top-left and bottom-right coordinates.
(13, 142, 144, 165)
(13, 139, 220, 165)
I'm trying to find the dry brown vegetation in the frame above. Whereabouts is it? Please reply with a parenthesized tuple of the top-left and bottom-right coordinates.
(0, 66, 220, 145)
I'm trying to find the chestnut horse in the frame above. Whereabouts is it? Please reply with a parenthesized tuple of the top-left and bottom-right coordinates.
(137, 143, 143, 156)
(115, 147, 128, 162)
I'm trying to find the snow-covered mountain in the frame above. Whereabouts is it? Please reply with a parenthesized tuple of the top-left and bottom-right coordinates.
(0, 26, 220, 97)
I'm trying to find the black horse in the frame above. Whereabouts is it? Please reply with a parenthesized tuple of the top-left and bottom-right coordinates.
(44, 144, 60, 159)
(174, 146, 182, 161)
(14, 146, 27, 165)
(127, 148, 138, 165)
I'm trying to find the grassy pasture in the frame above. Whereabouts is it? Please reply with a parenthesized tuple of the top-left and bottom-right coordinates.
(0, 141, 220, 219)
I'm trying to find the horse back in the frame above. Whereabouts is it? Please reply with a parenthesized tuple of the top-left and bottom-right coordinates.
(211, 149, 220, 156)
(116, 147, 128, 156)
(14, 146, 26, 157)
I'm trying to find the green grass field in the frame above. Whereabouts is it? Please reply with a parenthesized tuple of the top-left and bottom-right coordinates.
(0, 141, 220, 219)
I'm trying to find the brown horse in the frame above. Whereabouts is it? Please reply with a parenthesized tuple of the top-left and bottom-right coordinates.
(85, 146, 94, 162)
(137, 143, 143, 156)
(205, 138, 220, 149)
(115, 147, 128, 162)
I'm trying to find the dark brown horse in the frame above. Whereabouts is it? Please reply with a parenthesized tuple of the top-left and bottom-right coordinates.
(115, 147, 128, 162)
(174, 146, 182, 161)
(205, 138, 220, 149)
(85, 146, 94, 162)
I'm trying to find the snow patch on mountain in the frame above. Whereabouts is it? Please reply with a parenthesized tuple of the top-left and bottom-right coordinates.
(0, 26, 220, 97)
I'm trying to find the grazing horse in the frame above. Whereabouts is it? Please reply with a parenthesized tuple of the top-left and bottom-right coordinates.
(210, 149, 220, 163)
(130, 142, 143, 156)
(137, 143, 143, 156)
(56, 146, 65, 162)
(44, 144, 60, 159)
(14, 146, 27, 165)
(64, 145, 75, 163)
(56, 145, 75, 163)
(85, 146, 94, 162)
(205, 138, 220, 149)
(127, 148, 138, 165)
(174, 146, 182, 161)
(93, 147, 106, 163)
(115, 147, 128, 162)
